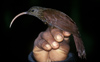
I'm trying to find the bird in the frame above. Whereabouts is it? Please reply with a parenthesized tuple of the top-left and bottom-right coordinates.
(10, 6, 86, 58)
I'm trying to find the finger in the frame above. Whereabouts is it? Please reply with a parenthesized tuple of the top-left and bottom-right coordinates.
(59, 40, 70, 55)
(37, 39, 52, 51)
(64, 37, 69, 43)
(49, 40, 70, 61)
(34, 32, 51, 51)
(42, 28, 59, 49)
(63, 31, 71, 37)
(51, 28, 64, 42)
(34, 32, 43, 46)
(56, 39, 70, 57)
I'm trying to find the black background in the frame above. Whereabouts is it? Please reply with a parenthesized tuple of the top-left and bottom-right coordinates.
(1, 0, 100, 62)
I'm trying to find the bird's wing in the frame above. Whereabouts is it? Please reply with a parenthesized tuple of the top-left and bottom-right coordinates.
(43, 9, 78, 34)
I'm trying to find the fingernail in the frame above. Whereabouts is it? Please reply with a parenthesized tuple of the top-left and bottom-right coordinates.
(52, 42, 58, 47)
(63, 31, 71, 36)
(45, 44, 51, 49)
(64, 38, 69, 40)
(55, 34, 63, 42)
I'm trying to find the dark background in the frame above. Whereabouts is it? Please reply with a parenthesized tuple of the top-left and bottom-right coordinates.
(1, 0, 100, 62)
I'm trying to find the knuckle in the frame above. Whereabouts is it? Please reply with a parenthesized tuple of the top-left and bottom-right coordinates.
(42, 31, 49, 38)
(51, 28, 61, 33)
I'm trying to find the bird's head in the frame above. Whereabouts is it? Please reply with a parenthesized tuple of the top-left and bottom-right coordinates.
(9, 6, 45, 28)
(27, 6, 45, 17)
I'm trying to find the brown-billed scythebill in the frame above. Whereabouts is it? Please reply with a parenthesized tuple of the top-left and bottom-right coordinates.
(10, 6, 86, 58)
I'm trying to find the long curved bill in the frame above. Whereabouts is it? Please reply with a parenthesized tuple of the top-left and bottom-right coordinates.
(9, 12, 27, 28)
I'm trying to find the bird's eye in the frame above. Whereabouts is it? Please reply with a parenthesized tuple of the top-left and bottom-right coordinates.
(32, 10, 34, 12)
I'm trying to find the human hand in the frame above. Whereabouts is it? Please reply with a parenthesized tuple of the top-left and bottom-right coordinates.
(33, 28, 71, 62)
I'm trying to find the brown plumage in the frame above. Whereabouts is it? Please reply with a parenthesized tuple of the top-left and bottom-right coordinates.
(10, 6, 86, 58)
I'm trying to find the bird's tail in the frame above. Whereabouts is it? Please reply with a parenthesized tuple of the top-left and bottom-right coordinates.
(73, 34, 86, 58)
